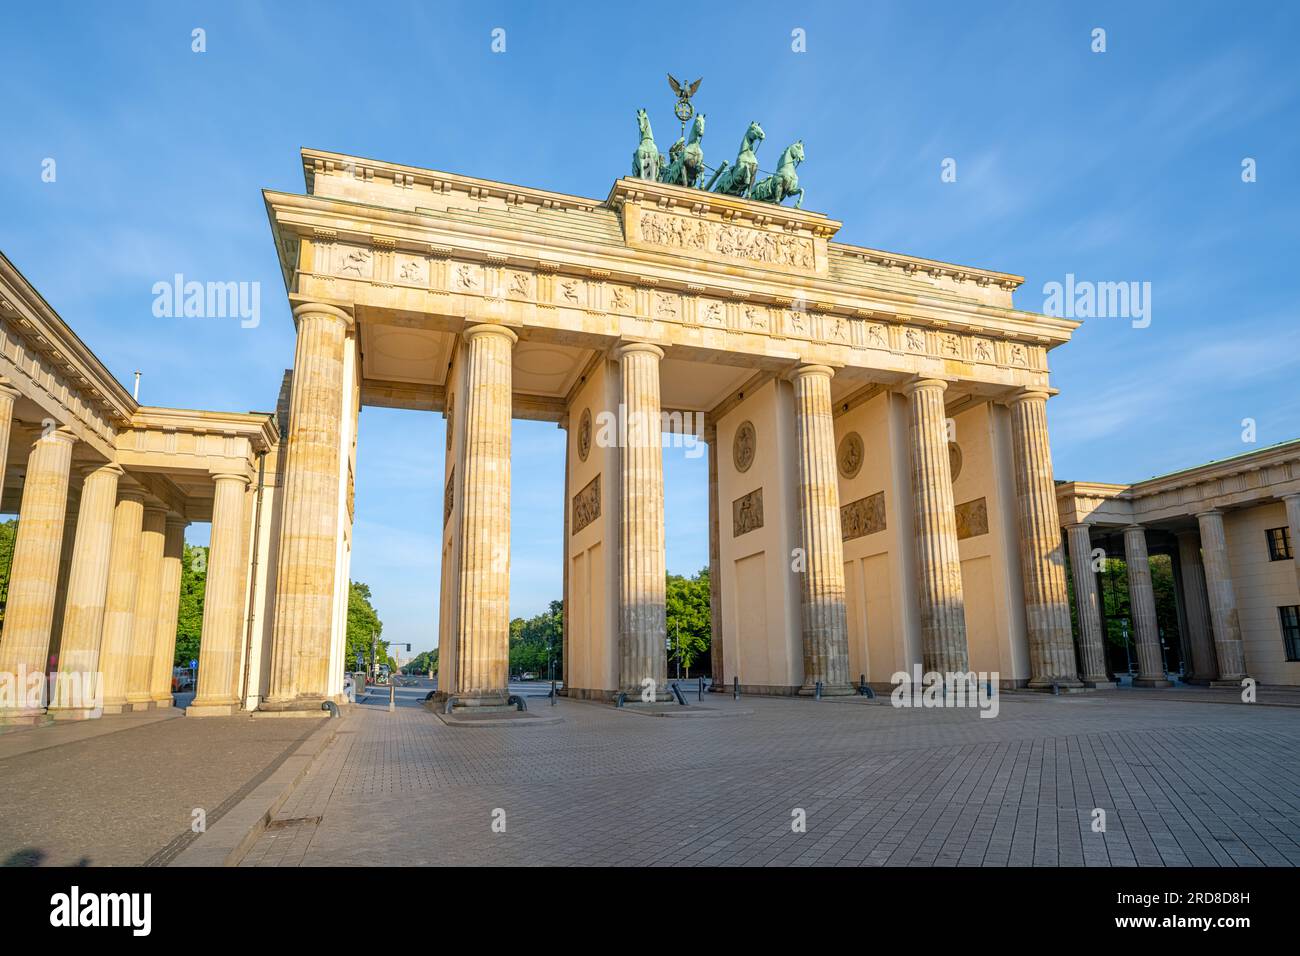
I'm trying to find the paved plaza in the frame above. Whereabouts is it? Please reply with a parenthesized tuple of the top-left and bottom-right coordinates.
(0, 708, 323, 867)
(238, 682, 1300, 867)
(3, 682, 1298, 868)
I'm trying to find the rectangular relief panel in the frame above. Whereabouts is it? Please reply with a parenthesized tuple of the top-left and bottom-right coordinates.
(841, 491, 886, 541)
(955, 497, 989, 540)
(572, 474, 601, 534)
(732, 487, 764, 537)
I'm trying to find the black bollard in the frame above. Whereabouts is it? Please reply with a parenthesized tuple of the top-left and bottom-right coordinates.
(733, 676, 739, 701)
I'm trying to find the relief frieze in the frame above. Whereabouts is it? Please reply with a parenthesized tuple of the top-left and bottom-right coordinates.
(841, 491, 886, 541)
(955, 497, 989, 540)
(638, 210, 815, 270)
(572, 474, 601, 534)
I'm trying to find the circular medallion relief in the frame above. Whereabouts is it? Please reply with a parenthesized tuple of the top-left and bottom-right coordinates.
(832, 431, 863, 478)
(733, 421, 756, 473)
(948, 442, 963, 482)
(577, 408, 592, 462)
(837, 432, 864, 479)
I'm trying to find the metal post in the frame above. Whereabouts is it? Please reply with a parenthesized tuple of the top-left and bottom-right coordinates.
(733, 675, 739, 701)
(388, 681, 395, 712)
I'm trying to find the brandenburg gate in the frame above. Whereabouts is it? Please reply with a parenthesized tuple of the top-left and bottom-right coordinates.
(254, 140, 1084, 711)
(0, 131, 1099, 721)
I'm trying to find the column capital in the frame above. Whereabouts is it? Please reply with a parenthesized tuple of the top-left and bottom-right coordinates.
(786, 363, 835, 384)
(78, 461, 124, 480)
(1006, 387, 1055, 407)
(1194, 508, 1223, 519)
(117, 486, 147, 505)
(34, 425, 77, 447)
(0, 379, 21, 400)
(291, 301, 354, 329)
(1064, 520, 1094, 531)
(210, 470, 252, 487)
(463, 322, 518, 345)
(142, 502, 170, 519)
(901, 376, 950, 397)
(1280, 492, 1300, 502)
(612, 341, 664, 362)
(1122, 523, 1146, 534)
(165, 514, 190, 531)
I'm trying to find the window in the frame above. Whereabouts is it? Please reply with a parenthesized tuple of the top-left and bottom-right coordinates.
(1282, 606, 1300, 663)
(1266, 526, 1292, 561)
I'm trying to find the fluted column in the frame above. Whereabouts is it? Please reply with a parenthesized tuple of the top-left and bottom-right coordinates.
(1122, 525, 1170, 686)
(451, 324, 516, 706)
(150, 517, 187, 704)
(559, 416, 570, 693)
(264, 303, 351, 710)
(1066, 523, 1111, 686)
(98, 488, 146, 714)
(1196, 509, 1248, 683)
(49, 463, 123, 719)
(705, 423, 723, 687)
(905, 378, 968, 673)
(125, 505, 168, 709)
(0, 381, 19, 495)
(1175, 530, 1217, 683)
(616, 342, 669, 700)
(790, 365, 852, 695)
(188, 472, 251, 716)
(1284, 494, 1300, 598)
(48, 485, 82, 665)
(1009, 392, 1080, 687)
(0, 427, 76, 720)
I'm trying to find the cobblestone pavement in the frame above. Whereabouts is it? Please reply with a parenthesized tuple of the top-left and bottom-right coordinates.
(0, 710, 322, 866)
(241, 683, 1300, 867)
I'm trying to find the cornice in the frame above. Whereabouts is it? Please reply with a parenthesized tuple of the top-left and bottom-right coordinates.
(0, 250, 137, 426)
(262, 188, 1077, 346)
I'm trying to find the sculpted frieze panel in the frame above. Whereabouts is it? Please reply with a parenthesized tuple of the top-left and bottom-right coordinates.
(732, 488, 764, 537)
(393, 254, 427, 286)
(335, 245, 374, 279)
(955, 497, 988, 540)
(841, 491, 886, 541)
(572, 474, 601, 534)
(638, 210, 815, 270)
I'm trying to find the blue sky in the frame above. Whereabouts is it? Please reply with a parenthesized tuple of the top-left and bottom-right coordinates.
(2, 1, 1296, 653)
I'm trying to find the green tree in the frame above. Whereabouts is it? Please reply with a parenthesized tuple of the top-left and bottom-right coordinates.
(1067, 549, 1183, 675)
(406, 648, 438, 675)
(666, 567, 711, 676)
(174, 543, 207, 666)
(0, 518, 16, 629)
(346, 580, 385, 670)
(509, 599, 563, 677)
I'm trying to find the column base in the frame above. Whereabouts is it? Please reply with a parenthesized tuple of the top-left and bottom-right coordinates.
(186, 699, 240, 717)
(797, 683, 856, 697)
(127, 699, 154, 712)
(0, 708, 47, 726)
(618, 689, 673, 704)
(255, 695, 341, 717)
(151, 694, 176, 707)
(100, 700, 130, 715)
(1082, 679, 1118, 690)
(1210, 678, 1248, 688)
(1132, 678, 1174, 688)
(1027, 677, 1085, 691)
(48, 707, 103, 721)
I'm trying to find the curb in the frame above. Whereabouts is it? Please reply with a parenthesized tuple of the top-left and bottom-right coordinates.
(169, 713, 340, 867)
